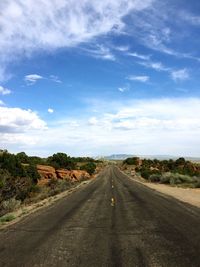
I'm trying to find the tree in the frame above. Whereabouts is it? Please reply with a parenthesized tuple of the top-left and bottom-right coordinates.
(47, 153, 76, 170)
(16, 152, 29, 164)
(175, 157, 186, 166)
(0, 152, 26, 177)
(123, 157, 140, 165)
(24, 164, 40, 184)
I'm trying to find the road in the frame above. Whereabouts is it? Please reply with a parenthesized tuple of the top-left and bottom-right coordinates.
(0, 165, 200, 267)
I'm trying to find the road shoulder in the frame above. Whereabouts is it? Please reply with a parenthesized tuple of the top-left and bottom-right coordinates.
(0, 179, 93, 230)
(124, 171, 200, 208)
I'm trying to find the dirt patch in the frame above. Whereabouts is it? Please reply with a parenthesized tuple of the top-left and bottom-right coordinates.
(144, 182, 200, 208)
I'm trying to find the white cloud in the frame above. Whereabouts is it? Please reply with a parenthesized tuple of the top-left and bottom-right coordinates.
(82, 45, 116, 61)
(171, 68, 190, 82)
(25, 74, 43, 85)
(127, 52, 151, 60)
(118, 87, 126, 93)
(125, 3, 200, 61)
(114, 45, 130, 52)
(48, 108, 54, 113)
(139, 60, 169, 72)
(88, 117, 98, 125)
(0, 85, 11, 95)
(0, 0, 154, 80)
(0, 107, 47, 133)
(49, 75, 62, 83)
(180, 11, 200, 26)
(2, 98, 200, 157)
(118, 84, 130, 92)
(0, 100, 5, 106)
(139, 59, 190, 82)
(127, 75, 149, 82)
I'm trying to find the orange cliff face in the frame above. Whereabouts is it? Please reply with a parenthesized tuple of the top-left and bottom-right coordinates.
(37, 165, 91, 186)
(56, 169, 90, 181)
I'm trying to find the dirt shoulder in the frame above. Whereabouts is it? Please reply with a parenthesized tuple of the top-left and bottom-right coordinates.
(0, 179, 93, 230)
(126, 173, 200, 208)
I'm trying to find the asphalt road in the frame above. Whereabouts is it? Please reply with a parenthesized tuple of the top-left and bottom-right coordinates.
(0, 165, 200, 267)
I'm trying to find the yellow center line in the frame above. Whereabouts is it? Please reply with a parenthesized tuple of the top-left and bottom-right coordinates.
(111, 197, 115, 206)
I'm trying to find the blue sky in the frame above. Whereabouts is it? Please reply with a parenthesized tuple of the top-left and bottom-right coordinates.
(0, 0, 200, 157)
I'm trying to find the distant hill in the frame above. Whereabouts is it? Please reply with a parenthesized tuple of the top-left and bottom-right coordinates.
(96, 154, 135, 160)
(96, 154, 200, 162)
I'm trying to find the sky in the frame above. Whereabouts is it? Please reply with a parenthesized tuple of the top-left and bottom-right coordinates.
(0, 0, 200, 157)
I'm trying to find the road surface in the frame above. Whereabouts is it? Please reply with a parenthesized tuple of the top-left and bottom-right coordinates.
(0, 165, 200, 267)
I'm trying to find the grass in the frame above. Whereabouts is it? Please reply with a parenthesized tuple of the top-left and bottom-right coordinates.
(0, 214, 15, 223)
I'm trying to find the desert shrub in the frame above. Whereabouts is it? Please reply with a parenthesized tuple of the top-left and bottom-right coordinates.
(0, 214, 15, 223)
(135, 167, 140, 172)
(57, 180, 71, 191)
(193, 177, 200, 188)
(24, 164, 40, 184)
(195, 181, 200, 188)
(0, 152, 26, 178)
(28, 156, 46, 165)
(30, 184, 41, 193)
(175, 157, 186, 166)
(147, 172, 197, 186)
(149, 174, 161, 183)
(80, 162, 96, 175)
(140, 168, 151, 179)
(123, 157, 140, 165)
(0, 169, 12, 188)
(47, 153, 76, 170)
(159, 173, 170, 184)
(16, 152, 29, 163)
(164, 173, 194, 185)
(2, 198, 21, 212)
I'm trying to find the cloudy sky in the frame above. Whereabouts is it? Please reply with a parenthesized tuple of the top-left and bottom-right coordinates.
(0, 0, 200, 157)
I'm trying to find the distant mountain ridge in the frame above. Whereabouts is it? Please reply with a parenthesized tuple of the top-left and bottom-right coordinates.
(96, 154, 200, 161)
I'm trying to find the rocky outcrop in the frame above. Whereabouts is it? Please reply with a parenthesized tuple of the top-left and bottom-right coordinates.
(56, 169, 90, 182)
(36, 165, 91, 185)
(37, 165, 57, 180)
(71, 170, 90, 181)
(56, 169, 71, 180)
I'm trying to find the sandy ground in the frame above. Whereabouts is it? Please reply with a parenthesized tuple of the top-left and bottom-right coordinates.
(126, 173, 200, 208)
(0, 179, 93, 230)
(144, 182, 200, 208)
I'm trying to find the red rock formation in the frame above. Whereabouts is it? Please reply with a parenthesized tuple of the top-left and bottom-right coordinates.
(71, 170, 90, 181)
(37, 165, 57, 180)
(37, 165, 91, 185)
(56, 169, 90, 182)
(56, 169, 72, 180)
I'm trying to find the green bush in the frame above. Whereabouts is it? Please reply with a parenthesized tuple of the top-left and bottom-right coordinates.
(2, 198, 21, 212)
(0, 214, 15, 223)
(80, 162, 96, 175)
(0, 152, 26, 177)
(16, 152, 29, 164)
(24, 164, 40, 184)
(195, 181, 200, 188)
(148, 174, 161, 183)
(123, 157, 140, 165)
(47, 153, 76, 170)
(140, 168, 151, 179)
(160, 172, 171, 184)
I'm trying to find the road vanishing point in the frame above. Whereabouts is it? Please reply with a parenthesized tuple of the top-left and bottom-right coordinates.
(0, 165, 200, 267)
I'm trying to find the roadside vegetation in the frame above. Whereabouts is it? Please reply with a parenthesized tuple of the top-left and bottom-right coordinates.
(0, 149, 100, 218)
(123, 157, 200, 188)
